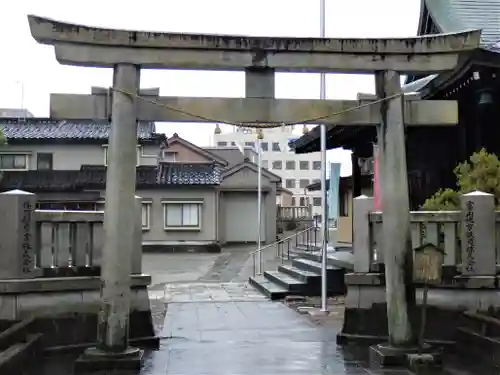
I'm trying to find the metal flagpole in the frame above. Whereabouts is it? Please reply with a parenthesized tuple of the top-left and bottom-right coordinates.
(319, 0, 328, 312)
(257, 131, 263, 274)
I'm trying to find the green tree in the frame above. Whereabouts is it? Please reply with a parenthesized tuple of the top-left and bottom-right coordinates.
(422, 148, 500, 210)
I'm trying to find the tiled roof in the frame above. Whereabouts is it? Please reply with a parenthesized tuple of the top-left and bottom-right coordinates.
(0, 163, 220, 192)
(0, 118, 160, 142)
(157, 163, 221, 185)
(425, 0, 500, 47)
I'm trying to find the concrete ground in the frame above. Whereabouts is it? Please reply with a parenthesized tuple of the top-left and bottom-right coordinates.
(36, 246, 495, 374)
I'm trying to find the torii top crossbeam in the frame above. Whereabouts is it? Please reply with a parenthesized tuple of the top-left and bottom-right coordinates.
(28, 15, 480, 73)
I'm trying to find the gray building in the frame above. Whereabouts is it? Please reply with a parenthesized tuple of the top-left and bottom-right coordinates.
(0, 108, 34, 118)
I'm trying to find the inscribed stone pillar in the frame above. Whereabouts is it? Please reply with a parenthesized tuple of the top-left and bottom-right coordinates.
(375, 70, 414, 347)
(0, 190, 37, 279)
(460, 191, 496, 276)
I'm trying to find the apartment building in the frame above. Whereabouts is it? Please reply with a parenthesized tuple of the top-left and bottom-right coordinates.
(213, 125, 322, 216)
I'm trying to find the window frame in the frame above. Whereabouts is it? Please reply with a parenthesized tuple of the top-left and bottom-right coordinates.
(312, 161, 321, 170)
(312, 197, 322, 206)
(103, 145, 141, 167)
(299, 179, 310, 189)
(0, 153, 29, 171)
(162, 201, 202, 231)
(271, 142, 281, 152)
(285, 179, 296, 189)
(260, 142, 269, 151)
(299, 161, 309, 170)
(37, 153, 53, 170)
(285, 160, 296, 170)
(162, 151, 177, 162)
(142, 202, 152, 230)
(271, 160, 282, 170)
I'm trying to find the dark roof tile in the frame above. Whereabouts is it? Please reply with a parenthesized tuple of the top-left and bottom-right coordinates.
(0, 118, 158, 141)
(157, 163, 221, 185)
(0, 163, 220, 192)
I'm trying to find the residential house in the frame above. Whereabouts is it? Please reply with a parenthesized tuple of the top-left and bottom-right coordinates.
(0, 121, 280, 251)
(164, 134, 282, 243)
(204, 146, 294, 206)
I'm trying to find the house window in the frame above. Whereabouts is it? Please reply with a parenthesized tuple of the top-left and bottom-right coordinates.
(231, 142, 236, 146)
(0, 154, 28, 170)
(285, 161, 296, 170)
(272, 161, 282, 170)
(272, 142, 281, 151)
(163, 151, 177, 162)
(245, 142, 255, 148)
(217, 141, 228, 147)
(142, 203, 151, 230)
(261, 142, 268, 151)
(299, 197, 305, 206)
(285, 179, 296, 189)
(36, 153, 53, 170)
(312, 179, 320, 184)
(313, 197, 322, 206)
(163, 202, 201, 230)
(299, 161, 309, 170)
(312, 161, 321, 170)
(291, 197, 296, 206)
(299, 179, 309, 188)
(104, 145, 141, 166)
(262, 160, 268, 169)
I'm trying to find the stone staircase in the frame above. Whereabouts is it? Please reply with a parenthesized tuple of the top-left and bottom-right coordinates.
(456, 311, 500, 368)
(249, 247, 354, 300)
(0, 318, 43, 373)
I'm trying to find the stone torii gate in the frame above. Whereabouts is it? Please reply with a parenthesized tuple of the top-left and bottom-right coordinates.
(27, 14, 479, 369)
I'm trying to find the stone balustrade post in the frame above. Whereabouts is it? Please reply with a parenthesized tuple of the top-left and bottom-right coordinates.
(0, 190, 37, 279)
(353, 195, 374, 273)
(460, 191, 496, 276)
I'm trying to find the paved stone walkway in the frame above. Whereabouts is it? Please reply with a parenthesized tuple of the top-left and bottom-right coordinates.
(142, 282, 397, 375)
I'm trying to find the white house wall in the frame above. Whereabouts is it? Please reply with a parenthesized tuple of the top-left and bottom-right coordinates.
(0, 144, 160, 170)
(139, 188, 218, 246)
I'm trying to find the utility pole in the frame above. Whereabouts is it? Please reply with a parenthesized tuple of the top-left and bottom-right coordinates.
(319, 0, 329, 313)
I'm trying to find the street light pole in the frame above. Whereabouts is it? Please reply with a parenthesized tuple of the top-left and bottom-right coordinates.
(257, 130, 263, 274)
(319, 0, 329, 313)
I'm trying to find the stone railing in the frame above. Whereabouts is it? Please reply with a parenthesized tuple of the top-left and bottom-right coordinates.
(353, 191, 497, 277)
(277, 205, 312, 221)
(35, 210, 105, 272)
(0, 190, 143, 279)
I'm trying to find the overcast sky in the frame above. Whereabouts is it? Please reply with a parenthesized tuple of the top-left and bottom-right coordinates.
(0, 0, 420, 176)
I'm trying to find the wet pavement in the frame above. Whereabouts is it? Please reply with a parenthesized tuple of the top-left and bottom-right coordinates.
(30, 248, 498, 374)
(145, 282, 372, 375)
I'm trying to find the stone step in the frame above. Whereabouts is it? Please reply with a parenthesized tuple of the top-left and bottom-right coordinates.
(292, 258, 336, 274)
(456, 327, 500, 367)
(278, 264, 319, 283)
(263, 270, 306, 293)
(248, 275, 288, 300)
(0, 333, 43, 373)
(0, 318, 35, 350)
(301, 251, 354, 271)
